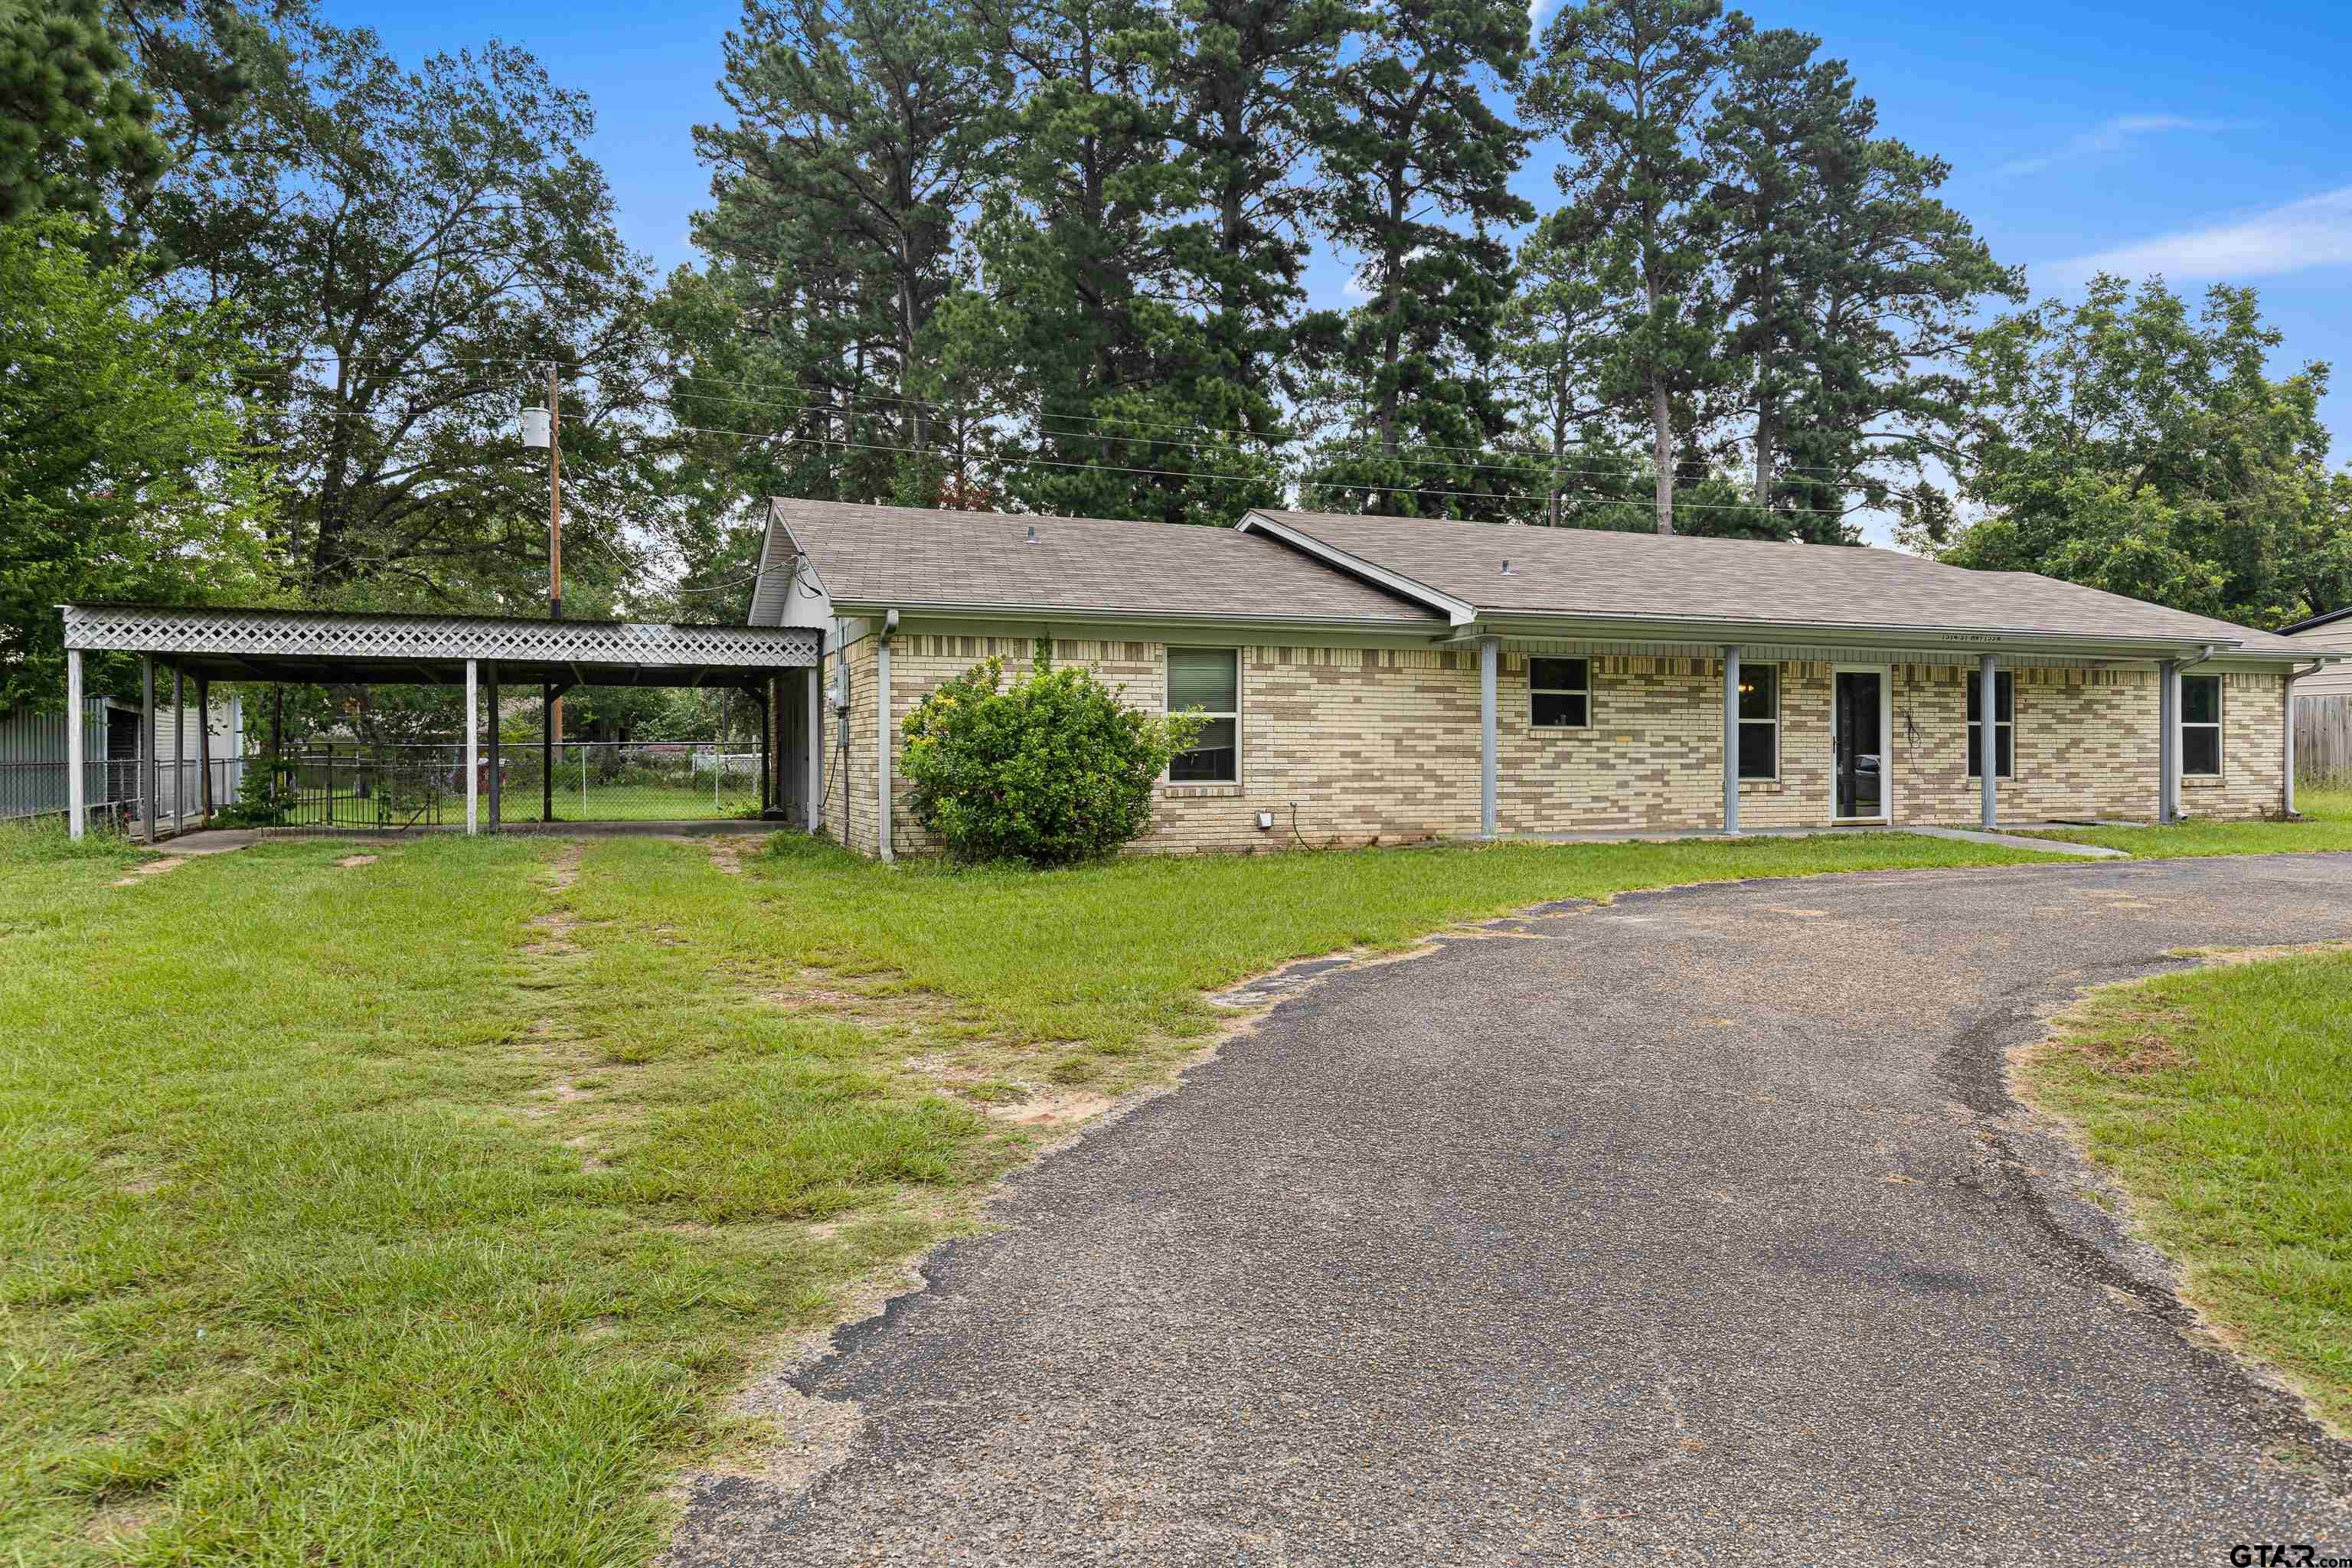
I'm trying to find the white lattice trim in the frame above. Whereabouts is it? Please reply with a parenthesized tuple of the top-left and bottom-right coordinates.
(62, 606, 818, 668)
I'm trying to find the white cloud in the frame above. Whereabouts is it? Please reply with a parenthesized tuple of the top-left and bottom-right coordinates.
(2046, 185, 2352, 286)
(1991, 113, 2249, 179)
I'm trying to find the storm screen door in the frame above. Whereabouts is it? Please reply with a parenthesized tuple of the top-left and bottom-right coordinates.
(1833, 669, 1887, 820)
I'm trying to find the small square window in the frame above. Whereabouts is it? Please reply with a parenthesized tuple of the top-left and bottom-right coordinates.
(1530, 658, 1591, 729)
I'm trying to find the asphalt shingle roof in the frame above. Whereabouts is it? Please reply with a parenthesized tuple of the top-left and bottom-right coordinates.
(771, 500, 1442, 626)
(759, 498, 2314, 656)
(1250, 511, 2313, 655)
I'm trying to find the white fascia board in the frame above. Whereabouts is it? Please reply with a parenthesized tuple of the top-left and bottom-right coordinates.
(1462, 612, 2263, 662)
(1234, 511, 1479, 626)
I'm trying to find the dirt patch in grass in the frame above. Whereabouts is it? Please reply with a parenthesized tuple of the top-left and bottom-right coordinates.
(110, 855, 185, 886)
(336, 854, 378, 868)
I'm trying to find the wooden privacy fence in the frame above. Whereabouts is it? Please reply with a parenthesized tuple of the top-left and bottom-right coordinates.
(2298, 694, 2352, 785)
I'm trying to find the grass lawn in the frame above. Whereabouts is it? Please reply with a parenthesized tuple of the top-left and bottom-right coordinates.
(2017, 945, 2352, 1434)
(0, 821, 2062, 1566)
(2022, 782, 2352, 857)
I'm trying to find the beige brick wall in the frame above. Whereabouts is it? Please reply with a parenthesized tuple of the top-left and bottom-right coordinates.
(819, 632, 2288, 856)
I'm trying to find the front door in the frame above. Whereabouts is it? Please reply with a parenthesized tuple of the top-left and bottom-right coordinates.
(1834, 671, 1884, 819)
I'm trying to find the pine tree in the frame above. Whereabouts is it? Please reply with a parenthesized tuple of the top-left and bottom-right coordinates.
(0, 0, 171, 221)
(1705, 24, 2017, 540)
(1296, 0, 1535, 517)
(694, 0, 995, 499)
(1521, 0, 1730, 535)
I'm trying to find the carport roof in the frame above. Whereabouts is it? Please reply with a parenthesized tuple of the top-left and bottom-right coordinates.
(60, 603, 818, 688)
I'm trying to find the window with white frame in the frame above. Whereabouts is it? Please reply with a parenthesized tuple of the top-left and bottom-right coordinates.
(1530, 657, 1591, 728)
(1737, 663, 1779, 779)
(1167, 647, 1239, 782)
(2181, 674, 2222, 776)
(1967, 671, 2014, 779)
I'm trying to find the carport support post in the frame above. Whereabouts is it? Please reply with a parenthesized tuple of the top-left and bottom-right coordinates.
(541, 684, 554, 824)
(140, 655, 156, 843)
(1720, 645, 1741, 835)
(1978, 654, 1998, 831)
(66, 648, 86, 840)
(1478, 636, 1498, 838)
(171, 665, 185, 836)
(197, 678, 213, 825)
(466, 659, 479, 835)
(759, 677, 773, 815)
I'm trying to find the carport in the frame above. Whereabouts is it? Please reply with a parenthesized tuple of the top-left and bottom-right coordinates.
(60, 604, 822, 841)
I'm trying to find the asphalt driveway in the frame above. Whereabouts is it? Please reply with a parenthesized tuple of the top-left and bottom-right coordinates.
(673, 853, 2352, 1566)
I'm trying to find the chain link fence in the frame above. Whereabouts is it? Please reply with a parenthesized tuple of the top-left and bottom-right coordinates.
(256, 741, 763, 829)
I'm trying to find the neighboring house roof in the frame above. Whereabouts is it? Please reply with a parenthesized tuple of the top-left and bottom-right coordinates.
(2285, 607, 2352, 696)
(2282, 605, 2352, 636)
(760, 498, 1444, 629)
(1240, 510, 2315, 657)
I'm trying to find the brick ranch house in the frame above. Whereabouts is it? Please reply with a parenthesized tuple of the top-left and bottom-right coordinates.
(746, 500, 2333, 859)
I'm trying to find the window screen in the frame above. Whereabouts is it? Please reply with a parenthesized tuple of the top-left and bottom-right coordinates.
(1168, 648, 1239, 782)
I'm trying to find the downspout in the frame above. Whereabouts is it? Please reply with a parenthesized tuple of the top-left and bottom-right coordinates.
(877, 609, 898, 862)
(2283, 661, 2318, 818)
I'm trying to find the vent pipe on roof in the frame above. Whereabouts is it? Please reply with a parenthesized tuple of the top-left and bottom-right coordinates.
(1025, 524, 1040, 545)
(1501, 559, 1516, 576)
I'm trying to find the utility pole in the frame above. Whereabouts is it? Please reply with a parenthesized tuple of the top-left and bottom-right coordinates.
(547, 364, 564, 742)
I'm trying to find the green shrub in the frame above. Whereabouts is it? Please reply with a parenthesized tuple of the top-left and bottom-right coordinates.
(900, 654, 1200, 865)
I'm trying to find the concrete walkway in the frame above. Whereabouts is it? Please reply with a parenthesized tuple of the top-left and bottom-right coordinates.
(672, 852, 2352, 1567)
(1490, 821, 2136, 858)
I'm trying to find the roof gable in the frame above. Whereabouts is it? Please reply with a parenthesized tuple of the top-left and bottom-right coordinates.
(753, 499, 1444, 629)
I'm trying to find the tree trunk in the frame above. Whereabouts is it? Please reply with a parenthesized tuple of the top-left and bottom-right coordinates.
(1753, 253, 1776, 512)
(1651, 379, 1676, 534)
(1644, 262, 1675, 534)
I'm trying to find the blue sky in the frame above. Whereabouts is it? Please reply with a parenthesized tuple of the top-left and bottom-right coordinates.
(335, 0, 2352, 524)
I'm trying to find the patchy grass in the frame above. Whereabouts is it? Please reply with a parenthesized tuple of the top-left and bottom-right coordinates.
(2018, 944, 2352, 1434)
(2, 823, 2061, 1565)
(2024, 782, 2352, 858)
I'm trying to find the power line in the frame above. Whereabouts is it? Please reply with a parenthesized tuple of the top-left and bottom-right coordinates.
(237, 351, 1906, 482)
(654, 420, 1869, 520)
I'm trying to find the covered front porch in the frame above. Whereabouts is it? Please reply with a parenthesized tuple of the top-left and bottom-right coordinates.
(60, 604, 822, 841)
(1462, 632, 2282, 839)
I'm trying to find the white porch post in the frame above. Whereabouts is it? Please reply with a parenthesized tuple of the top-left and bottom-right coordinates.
(1721, 645, 1741, 835)
(140, 655, 156, 843)
(171, 664, 185, 835)
(2158, 659, 2179, 825)
(876, 632, 893, 861)
(1478, 636, 1499, 838)
(466, 658, 480, 835)
(1978, 654, 1998, 831)
(807, 636, 825, 835)
(2154, 658, 2173, 827)
(66, 648, 86, 839)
